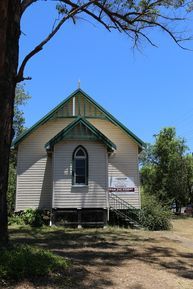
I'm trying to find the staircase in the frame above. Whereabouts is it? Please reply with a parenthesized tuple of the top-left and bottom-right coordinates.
(109, 192, 141, 228)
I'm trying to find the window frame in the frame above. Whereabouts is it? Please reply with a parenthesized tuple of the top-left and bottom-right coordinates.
(72, 145, 88, 186)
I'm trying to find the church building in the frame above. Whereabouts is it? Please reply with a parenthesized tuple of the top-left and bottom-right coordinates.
(14, 89, 144, 226)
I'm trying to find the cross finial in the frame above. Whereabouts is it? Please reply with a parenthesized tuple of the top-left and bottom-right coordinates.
(78, 79, 80, 89)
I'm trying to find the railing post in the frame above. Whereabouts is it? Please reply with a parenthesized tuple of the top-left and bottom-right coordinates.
(109, 191, 141, 228)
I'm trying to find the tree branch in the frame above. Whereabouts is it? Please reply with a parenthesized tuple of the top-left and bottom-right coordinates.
(59, 0, 111, 30)
(21, 0, 38, 15)
(18, 0, 191, 82)
(94, 1, 189, 48)
(136, 19, 191, 50)
(17, 0, 96, 82)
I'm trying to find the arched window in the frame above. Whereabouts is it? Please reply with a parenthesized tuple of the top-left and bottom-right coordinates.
(72, 146, 88, 185)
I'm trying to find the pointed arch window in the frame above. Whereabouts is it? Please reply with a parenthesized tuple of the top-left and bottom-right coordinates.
(72, 146, 88, 185)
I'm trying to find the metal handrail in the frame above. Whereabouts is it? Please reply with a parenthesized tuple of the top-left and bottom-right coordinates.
(109, 192, 138, 210)
(109, 192, 141, 227)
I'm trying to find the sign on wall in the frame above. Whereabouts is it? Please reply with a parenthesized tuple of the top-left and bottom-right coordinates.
(108, 176, 136, 193)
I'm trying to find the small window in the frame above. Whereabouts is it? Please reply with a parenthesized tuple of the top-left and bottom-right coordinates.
(72, 146, 88, 185)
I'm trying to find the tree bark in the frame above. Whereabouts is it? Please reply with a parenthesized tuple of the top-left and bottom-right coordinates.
(175, 200, 181, 214)
(0, 0, 20, 245)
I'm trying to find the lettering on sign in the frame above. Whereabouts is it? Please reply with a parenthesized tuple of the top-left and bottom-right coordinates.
(108, 177, 136, 193)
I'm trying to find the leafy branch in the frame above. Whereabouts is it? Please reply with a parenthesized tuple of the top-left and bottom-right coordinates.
(18, 0, 192, 82)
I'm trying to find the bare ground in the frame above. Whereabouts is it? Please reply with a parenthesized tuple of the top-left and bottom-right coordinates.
(5, 218, 193, 289)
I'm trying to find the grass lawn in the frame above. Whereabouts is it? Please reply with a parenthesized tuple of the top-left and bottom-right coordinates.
(5, 218, 193, 289)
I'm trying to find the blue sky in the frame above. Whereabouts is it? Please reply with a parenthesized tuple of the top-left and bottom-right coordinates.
(20, 2, 193, 151)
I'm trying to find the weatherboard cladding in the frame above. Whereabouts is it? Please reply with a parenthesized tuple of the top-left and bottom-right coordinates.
(53, 93, 104, 118)
(90, 119, 141, 209)
(13, 89, 144, 149)
(45, 117, 116, 152)
(53, 141, 108, 209)
(16, 119, 140, 210)
(16, 119, 72, 211)
(15, 89, 142, 211)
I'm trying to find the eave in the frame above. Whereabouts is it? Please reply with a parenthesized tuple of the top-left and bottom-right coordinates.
(45, 117, 117, 152)
(13, 88, 145, 151)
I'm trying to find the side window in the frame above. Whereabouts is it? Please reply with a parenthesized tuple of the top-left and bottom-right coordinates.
(72, 146, 88, 185)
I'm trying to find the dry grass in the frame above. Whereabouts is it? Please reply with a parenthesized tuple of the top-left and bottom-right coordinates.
(172, 217, 193, 239)
(7, 218, 193, 289)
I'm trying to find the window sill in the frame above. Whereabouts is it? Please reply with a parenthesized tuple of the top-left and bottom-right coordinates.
(72, 185, 88, 188)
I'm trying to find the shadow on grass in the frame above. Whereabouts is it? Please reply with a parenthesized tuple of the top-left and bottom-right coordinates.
(8, 226, 193, 288)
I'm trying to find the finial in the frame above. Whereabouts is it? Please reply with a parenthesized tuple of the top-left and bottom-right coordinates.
(78, 79, 80, 89)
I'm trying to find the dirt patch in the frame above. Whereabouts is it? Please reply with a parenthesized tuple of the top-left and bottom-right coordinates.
(6, 220, 193, 289)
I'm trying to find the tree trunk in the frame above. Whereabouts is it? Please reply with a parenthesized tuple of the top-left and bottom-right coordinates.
(0, 0, 20, 245)
(175, 200, 181, 214)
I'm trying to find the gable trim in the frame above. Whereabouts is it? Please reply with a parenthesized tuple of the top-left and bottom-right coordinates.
(45, 117, 117, 152)
(13, 88, 144, 149)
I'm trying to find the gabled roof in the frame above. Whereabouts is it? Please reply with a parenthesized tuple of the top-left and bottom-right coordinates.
(45, 117, 116, 152)
(13, 88, 144, 149)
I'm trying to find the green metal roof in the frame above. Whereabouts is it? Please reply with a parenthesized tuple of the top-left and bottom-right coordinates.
(13, 88, 145, 149)
(45, 117, 116, 152)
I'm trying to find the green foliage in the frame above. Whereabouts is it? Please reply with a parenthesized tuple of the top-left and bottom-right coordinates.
(55, 0, 191, 49)
(140, 192, 172, 231)
(141, 127, 193, 211)
(13, 83, 31, 139)
(22, 209, 43, 227)
(7, 162, 16, 215)
(7, 84, 31, 216)
(8, 209, 45, 227)
(140, 165, 156, 195)
(8, 213, 25, 226)
(0, 244, 70, 281)
(139, 143, 154, 167)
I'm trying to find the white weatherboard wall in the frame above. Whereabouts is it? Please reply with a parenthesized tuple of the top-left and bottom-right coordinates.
(16, 114, 141, 210)
(53, 140, 108, 209)
(16, 118, 73, 211)
(89, 119, 141, 209)
(70, 95, 140, 208)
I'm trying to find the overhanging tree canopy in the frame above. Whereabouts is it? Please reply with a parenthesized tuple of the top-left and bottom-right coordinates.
(17, 0, 192, 82)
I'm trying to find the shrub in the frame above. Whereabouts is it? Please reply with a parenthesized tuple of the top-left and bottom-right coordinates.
(8, 213, 25, 226)
(22, 208, 43, 227)
(139, 193, 172, 230)
(9, 209, 51, 227)
(0, 244, 70, 281)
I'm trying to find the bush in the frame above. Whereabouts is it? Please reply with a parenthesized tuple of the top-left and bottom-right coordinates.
(8, 213, 25, 226)
(8, 209, 50, 227)
(22, 208, 43, 227)
(0, 244, 70, 281)
(139, 193, 172, 230)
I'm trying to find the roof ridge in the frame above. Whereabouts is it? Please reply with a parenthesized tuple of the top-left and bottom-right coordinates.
(13, 88, 144, 149)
